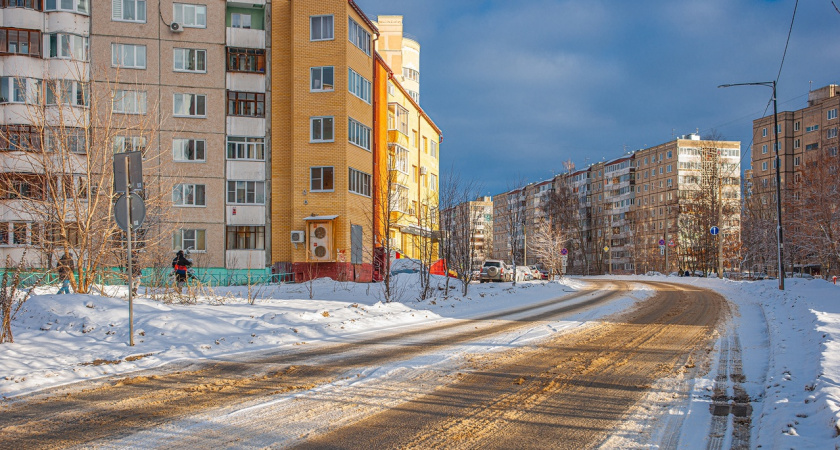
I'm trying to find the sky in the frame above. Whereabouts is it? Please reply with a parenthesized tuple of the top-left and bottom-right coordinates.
(354, 0, 840, 195)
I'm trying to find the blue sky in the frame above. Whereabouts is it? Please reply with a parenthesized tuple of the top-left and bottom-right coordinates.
(355, 0, 840, 195)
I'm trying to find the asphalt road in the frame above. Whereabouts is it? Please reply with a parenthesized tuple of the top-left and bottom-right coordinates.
(0, 280, 726, 449)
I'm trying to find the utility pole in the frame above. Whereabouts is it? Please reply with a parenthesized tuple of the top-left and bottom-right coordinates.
(718, 163, 724, 279)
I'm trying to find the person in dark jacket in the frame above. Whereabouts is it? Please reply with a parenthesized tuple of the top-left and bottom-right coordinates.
(172, 250, 192, 292)
(57, 252, 74, 295)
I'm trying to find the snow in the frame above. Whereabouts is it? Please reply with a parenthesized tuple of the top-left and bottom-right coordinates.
(3, 271, 840, 448)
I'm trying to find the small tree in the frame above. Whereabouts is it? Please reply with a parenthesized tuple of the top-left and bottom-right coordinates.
(0, 252, 42, 344)
(529, 220, 566, 279)
(440, 168, 484, 296)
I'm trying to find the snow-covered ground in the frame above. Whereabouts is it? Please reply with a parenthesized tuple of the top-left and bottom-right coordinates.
(2, 271, 840, 448)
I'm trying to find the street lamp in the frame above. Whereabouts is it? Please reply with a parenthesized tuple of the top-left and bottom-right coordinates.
(718, 81, 785, 290)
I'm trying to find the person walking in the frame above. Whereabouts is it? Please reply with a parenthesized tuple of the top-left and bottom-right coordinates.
(172, 250, 192, 293)
(57, 252, 74, 295)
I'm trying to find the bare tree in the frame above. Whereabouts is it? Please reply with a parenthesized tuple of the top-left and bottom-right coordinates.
(440, 168, 484, 296)
(529, 219, 566, 279)
(498, 176, 528, 286)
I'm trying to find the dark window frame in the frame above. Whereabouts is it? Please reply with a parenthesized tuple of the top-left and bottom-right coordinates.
(227, 90, 265, 117)
(226, 47, 265, 73)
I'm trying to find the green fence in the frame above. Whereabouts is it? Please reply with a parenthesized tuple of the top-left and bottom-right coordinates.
(2, 267, 295, 289)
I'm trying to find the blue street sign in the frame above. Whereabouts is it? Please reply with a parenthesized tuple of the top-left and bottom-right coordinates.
(561, 248, 568, 256)
(710, 226, 720, 236)
(658, 239, 666, 246)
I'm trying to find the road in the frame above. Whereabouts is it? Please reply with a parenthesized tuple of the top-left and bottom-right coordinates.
(0, 280, 727, 449)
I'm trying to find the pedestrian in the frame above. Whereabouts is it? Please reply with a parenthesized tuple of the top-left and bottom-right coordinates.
(57, 252, 74, 295)
(172, 250, 192, 293)
(130, 255, 142, 296)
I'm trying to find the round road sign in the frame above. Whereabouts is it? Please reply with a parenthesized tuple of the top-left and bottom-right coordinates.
(710, 226, 720, 236)
(658, 239, 666, 246)
(561, 248, 568, 256)
(114, 193, 146, 231)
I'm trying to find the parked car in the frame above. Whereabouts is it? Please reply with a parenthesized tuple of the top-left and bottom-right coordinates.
(480, 260, 510, 282)
(515, 265, 532, 281)
(529, 265, 543, 280)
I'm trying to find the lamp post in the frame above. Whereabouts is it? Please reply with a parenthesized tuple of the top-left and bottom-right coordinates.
(718, 81, 785, 290)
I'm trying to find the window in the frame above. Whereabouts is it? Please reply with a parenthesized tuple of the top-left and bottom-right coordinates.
(46, 33, 88, 60)
(174, 229, 205, 251)
(666, 178, 672, 187)
(311, 66, 334, 92)
(173, 138, 205, 161)
(388, 103, 409, 135)
(227, 180, 265, 204)
(226, 136, 264, 160)
(830, 147, 838, 157)
(394, 146, 409, 173)
(310, 166, 334, 192)
(348, 18, 371, 55)
(11, 222, 26, 245)
(45, 0, 87, 13)
(310, 116, 334, 142)
(310, 15, 333, 41)
(828, 128, 838, 139)
(45, 79, 88, 107)
(172, 183, 205, 206)
(762, 128, 767, 137)
(230, 13, 251, 29)
(666, 150, 672, 159)
(430, 173, 437, 191)
(431, 141, 439, 159)
(348, 168, 370, 197)
(0, 77, 40, 105)
(226, 226, 265, 250)
(806, 143, 819, 151)
(806, 124, 819, 133)
(666, 164, 672, 173)
(348, 68, 371, 103)
(348, 117, 371, 150)
(761, 144, 767, 154)
(173, 93, 206, 117)
(402, 67, 419, 83)
(227, 91, 264, 117)
(794, 156, 800, 166)
(3, 1, 43, 10)
(762, 161, 767, 171)
(0, 28, 41, 56)
(794, 121, 800, 131)
(794, 138, 800, 149)
(173, 3, 206, 28)
(775, 124, 782, 134)
(112, 89, 146, 114)
(829, 109, 838, 120)
(0, 125, 40, 152)
(227, 47, 265, 73)
(44, 127, 86, 153)
(113, 136, 146, 153)
(112, 43, 145, 69)
(112, 0, 146, 22)
(173, 48, 206, 72)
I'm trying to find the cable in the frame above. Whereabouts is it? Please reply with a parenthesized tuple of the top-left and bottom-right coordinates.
(776, 0, 799, 84)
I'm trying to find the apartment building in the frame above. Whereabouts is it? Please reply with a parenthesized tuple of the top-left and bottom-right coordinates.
(374, 15, 420, 104)
(440, 196, 492, 271)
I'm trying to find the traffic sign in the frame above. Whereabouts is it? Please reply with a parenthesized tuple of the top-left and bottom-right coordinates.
(658, 239, 666, 246)
(710, 226, 720, 236)
(603, 246, 610, 253)
(114, 193, 146, 231)
(668, 239, 675, 247)
(561, 248, 568, 256)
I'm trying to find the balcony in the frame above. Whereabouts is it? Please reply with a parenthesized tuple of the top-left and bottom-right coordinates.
(226, 27, 265, 49)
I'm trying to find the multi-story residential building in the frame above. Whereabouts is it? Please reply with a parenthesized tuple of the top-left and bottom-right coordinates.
(440, 196, 492, 271)
(374, 15, 420, 104)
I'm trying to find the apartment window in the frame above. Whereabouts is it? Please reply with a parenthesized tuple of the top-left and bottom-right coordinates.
(3, 1, 43, 10)
(761, 127, 767, 137)
(666, 150, 672, 158)
(806, 124, 819, 132)
(227, 91, 264, 117)
(44, 127, 86, 153)
(46, 33, 88, 60)
(829, 109, 838, 120)
(431, 140, 438, 159)
(112, 89, 146, 114)
(226, 136, 264, 160)
(794, 138, 800, 149)
(310, 15, 333, 41)
(0, 125, 40, 152)
(0, 77, 39, 104)
(227, 47, 265, 73)
(666, 164, 672, 173)
(227, 180, 265, 204)
(173, 3, 206, 28)
(830, 147, 838, 157)
(173, 93, 206, 117)
(348, 117, 371, 150)
(794, 121, 800, 131)
(45, 0, 87, 13)
(112, 43, 145, 69)
(173, 48, 206, 72)
(411, 130, 418, 148)
(761, 145, 767, 154)
(828, 128, 838, 139)
(348, 68, 371, 103)
(794, 156, 801, 166)
(172, 183, 206, 206)
(761, 162, 767, 171)
(112, 0, 146, 22)
(310, 166, 334, 192)
(230, 13, 251, 29)
(113, 136, 146, 153)
(174, 229, 205, 251)
(348, 18, 371, 55)
(173, 138, 205, 162)
(348, 168, 370, 197)
(0, 28, 41, 56)
(430, 173, 437, 191)
(806, 143, 819, 151)
(402, 67, 419, 83)
(388, 104, 409, 135)
(394, 146, 409, 173)
(311, 66, 334, 92)
(666, 178, 672, 187)
(226, 226, 265, 250)
(310, 116, 334, 142)
(45, 79, 88, 107)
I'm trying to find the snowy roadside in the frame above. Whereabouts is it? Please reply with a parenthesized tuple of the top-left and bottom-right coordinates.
(2, 275, 609, 400)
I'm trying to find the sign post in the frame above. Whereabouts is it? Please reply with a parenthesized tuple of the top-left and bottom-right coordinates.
(711, 226, 722, 278)
(113, 152, 145, 347)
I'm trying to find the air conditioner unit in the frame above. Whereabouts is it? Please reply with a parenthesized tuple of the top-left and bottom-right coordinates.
(309, 222, 332, 261)
(419, 166, 427, 175)
(170, 22, 183, 32)
(290, 230, 305, 243)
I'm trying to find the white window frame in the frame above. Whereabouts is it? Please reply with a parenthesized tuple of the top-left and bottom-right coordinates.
(46, 33, 89, 61)
(111, 43, 146, 69)
(173, 3, 206, 28)
(174, 228, 206, 251)
(173, 93, 206, 118)
(348, 17, 371, 55)
(762, 161, 768, 171)
(230, 12, 252, 29)
(45, 79, 88, 107)
(112, 89, 146, 114)
(227, 180, 265, 205)
(310, 66, 334, 92)
(394, 145, 409, 174)
(172, 183, 206, 207)
(173, 138, 206, 162)
(310, 116, 334, 143)
(762, 144, 767, 154)
(762, 127, 767, 137)
(112, 0, 146, 23)
(349, 168, 371, 197)
(310, 15, 334, 41)
(0, 77, 39, 105)
(173, 48, 206, 73)
(348, 117, 371, 151)
(348, 68, 371, 103)
(226, 136, 265, 161)
(828, 128, 838, 139)
(310, 166, 334, 192)
(113, 136, 146, 153)
(829, 109, 838, 120)
(430, 173, 437, 192)
(46, 0, 90, 14)
(431, 140, 438, 159)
